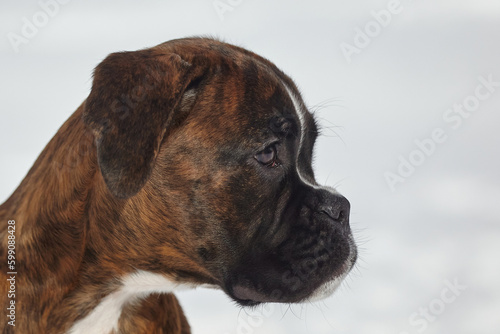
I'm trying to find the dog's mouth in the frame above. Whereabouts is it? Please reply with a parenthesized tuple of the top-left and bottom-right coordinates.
(303, 239, 357, 303)
(224, 234, 357, 306)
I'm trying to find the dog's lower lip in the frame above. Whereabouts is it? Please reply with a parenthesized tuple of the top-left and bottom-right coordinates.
(232, 285, 271, 304)
(234, 298, 260, 307)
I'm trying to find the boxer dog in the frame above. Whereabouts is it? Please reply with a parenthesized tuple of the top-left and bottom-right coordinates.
(0, 37, 357, 333)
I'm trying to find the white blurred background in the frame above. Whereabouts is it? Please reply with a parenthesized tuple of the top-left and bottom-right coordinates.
(1, 1, 499, 333)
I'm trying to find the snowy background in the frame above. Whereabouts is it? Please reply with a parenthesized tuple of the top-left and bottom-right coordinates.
(1, 1, 500, 333)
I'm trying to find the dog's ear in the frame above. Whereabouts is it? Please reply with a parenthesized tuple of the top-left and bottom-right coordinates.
(83, 49, 204, 199)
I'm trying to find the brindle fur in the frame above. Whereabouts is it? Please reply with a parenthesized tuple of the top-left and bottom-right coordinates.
(0, 38, 355, 333)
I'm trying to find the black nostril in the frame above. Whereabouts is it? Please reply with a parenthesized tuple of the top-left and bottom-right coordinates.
(319, 207, 341, 221)
(319, 207, 348, 225)
(337, 209, 348, 224)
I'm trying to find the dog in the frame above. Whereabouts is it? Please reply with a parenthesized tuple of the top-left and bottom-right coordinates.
(0, 37, 357, 333)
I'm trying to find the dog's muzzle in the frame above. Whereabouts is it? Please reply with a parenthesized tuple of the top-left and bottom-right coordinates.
(225, 184, 356, 306)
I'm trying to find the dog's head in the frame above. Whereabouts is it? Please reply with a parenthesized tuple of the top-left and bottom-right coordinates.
(83, 37, 357, 306)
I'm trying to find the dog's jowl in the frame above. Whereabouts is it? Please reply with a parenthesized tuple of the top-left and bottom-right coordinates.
(0, 37, 357, 334)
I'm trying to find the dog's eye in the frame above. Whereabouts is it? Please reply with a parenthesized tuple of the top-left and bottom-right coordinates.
(255, 145, 279, 167)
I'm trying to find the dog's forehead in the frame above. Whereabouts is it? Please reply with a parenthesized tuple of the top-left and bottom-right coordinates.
(202, 73, 301, 146)
(161, 38, 317, 147)
(211, 55, 312, 135)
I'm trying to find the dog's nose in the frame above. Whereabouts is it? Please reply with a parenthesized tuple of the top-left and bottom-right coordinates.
(307, 189, 350, 227)
(319, 192, 350, 225)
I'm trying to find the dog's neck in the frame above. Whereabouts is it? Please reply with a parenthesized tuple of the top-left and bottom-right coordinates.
(0, 104, 97, 233)
(0, 105, 95, 278)
(0, 105, 210, 332)
(0, 105, 99, 331)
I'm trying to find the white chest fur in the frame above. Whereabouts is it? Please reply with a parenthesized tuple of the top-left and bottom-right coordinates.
(67, 270, 195, 334)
